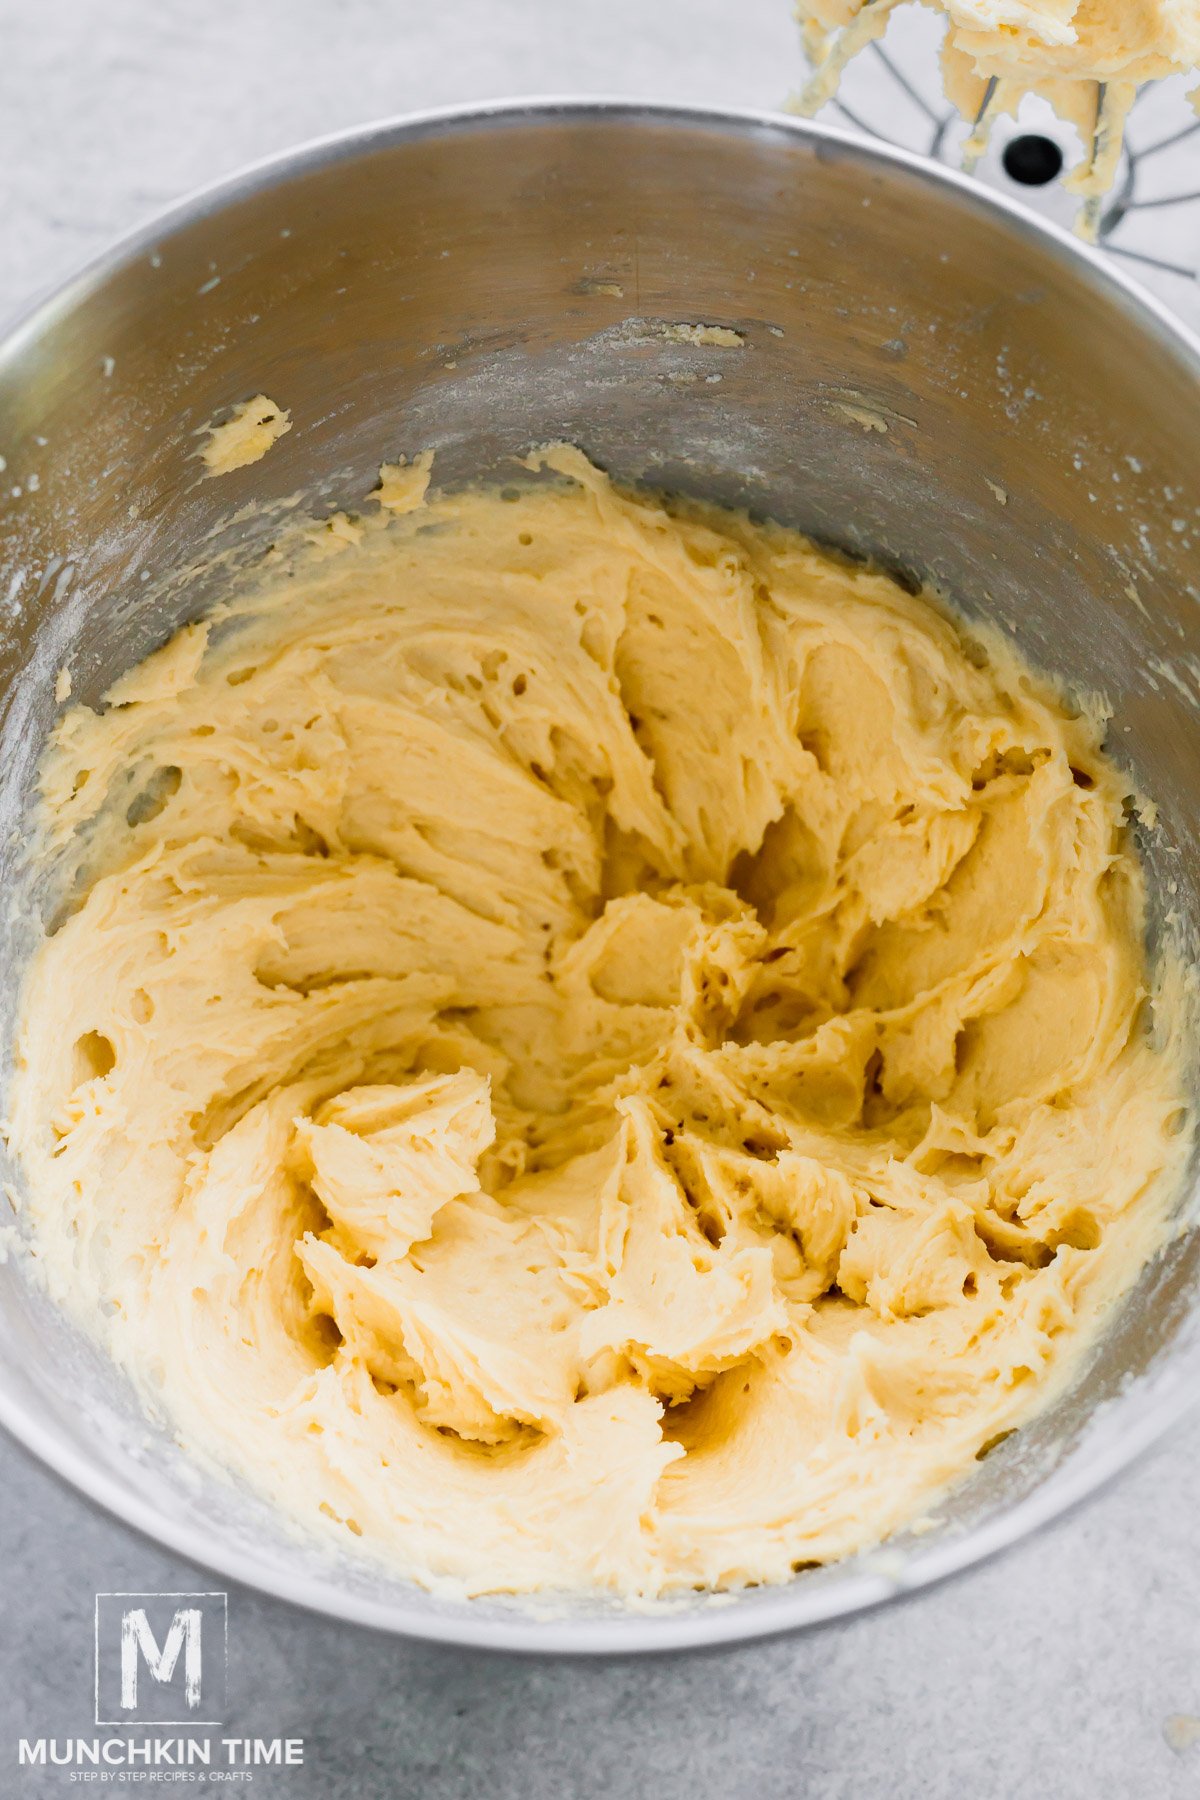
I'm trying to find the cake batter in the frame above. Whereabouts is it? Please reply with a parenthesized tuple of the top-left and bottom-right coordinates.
(6, 446, 1186, 1596)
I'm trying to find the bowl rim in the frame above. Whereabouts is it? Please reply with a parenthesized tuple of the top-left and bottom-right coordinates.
(2, 95, 1199, 1655)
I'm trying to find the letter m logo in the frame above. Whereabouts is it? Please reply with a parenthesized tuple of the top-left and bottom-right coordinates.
(94, 1593, 227, 1725)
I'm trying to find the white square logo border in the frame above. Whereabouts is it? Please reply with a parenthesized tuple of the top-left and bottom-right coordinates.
(93, 1591, 228, 1726)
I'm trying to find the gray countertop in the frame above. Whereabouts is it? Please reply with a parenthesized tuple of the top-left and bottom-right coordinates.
(2, 5, 1199, 1795)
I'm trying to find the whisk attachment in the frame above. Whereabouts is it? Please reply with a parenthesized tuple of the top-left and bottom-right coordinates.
(786, 0, 905, 116)
(1068, 80, 1136, 240)
(790, 0, 1176, 246)
(961, 75, 1000, 174)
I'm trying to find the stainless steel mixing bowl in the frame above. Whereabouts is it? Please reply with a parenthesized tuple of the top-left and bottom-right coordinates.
(0, 101, 1198, 1653)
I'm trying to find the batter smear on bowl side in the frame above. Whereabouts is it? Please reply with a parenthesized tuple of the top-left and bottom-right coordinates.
(7, 446, 1187, 1597)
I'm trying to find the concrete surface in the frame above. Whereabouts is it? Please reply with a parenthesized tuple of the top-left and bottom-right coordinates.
(1, 5, 1199, 1796)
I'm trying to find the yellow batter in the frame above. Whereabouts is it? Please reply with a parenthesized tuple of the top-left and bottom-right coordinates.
(200, 395, 292, 476)
(7, 446, 1186, 1597)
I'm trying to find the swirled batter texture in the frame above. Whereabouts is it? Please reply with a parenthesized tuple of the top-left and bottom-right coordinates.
(8, 447, 1185, 1597)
